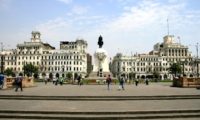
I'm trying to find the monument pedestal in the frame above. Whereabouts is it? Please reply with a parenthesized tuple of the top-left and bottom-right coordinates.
(86, 35, 114, 84)
(87, 48, 113, 83)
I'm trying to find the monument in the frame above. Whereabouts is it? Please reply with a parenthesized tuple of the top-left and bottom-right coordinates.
(87, 36, 112, 82)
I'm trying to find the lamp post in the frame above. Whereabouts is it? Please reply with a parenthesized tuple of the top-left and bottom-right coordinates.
(180, 59, 185, 77)
(23, 61, 25, 77)
(181, 58, 188, 77)
(62, 65, 64, 78)
(0, 53, 4, 74)
(0, 42, 4, 74)
(196, 43, 199, 77)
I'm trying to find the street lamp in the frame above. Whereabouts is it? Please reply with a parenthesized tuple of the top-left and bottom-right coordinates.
(196, 43, 199, 77)
(197, 59, 200, 77)
(62, 65, 64, 78)
(0, 53, 4, 74)
(23, 61, 25, 77)
(0, 43, 4, 74)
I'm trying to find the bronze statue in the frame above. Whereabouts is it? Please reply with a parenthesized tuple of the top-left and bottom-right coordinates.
(98, 35, 103, 48)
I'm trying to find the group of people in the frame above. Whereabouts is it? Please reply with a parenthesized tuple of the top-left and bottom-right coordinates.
(0, 74, 23, 92)
(77, 74, 83, 86)
(43, 74, 83, 86)
(106, 74, 150, 90)
(52, 77, 64, 85)
(8, 73, 150, 92)
(106, 74, 126, 91)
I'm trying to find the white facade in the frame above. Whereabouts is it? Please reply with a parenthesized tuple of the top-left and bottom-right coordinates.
(111, 35, 198, 80)
(41, 40, 88, 78)
(1, 31, 88, 78)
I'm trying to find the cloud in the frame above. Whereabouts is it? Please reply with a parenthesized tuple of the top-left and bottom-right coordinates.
(34, 0, 200, 56)
(105, 0, 185, 32)
(57, 0, 72, 4)
(0, 0, 12, 10)
(71, 5, 89, 15)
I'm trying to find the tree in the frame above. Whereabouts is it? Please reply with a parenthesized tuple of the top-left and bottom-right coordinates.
(4, 68, 15, 77)
(168, 63, 182, 77)
(42, 72, 46, 77)
(19, 72, 23, 76)
(34, 73, 39, 79)
(66, 72, 73, 80)
(74, 72, 78, 80)
(23, 63, 38, 77)
(153, 71, 160, 82)
(129, 72, 136, 80)
(164, 74, 168, 79)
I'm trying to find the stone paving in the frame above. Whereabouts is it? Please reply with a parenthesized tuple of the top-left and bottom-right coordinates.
(0, 82, 200, 96)
(0, 82, 200, 113)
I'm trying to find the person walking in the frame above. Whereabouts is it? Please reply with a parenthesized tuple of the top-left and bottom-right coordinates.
(77, 74, 82, 86)
(106, 74, 112, 90)
(52, 77, 56, 84)
(145, 78, 149, 85)
(59, 77, 64, 85)
(119, 74, 125, 90)
(15, 75, 23, 92)
(0, 74, 4, 89)
(135, 79, 139, 86)
(44, 76, 48, 85)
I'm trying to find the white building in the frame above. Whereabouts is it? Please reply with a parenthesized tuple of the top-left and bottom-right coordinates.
(41, 40, 88, 78)
(111, 35, 198, 80)
(1, 31, 89, 79)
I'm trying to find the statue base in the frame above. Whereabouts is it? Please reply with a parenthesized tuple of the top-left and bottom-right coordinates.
(86, 72, 115, 84)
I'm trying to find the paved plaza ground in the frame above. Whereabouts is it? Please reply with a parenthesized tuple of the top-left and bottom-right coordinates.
(0, 82, 200, 119)
(0, 82, 200, 96)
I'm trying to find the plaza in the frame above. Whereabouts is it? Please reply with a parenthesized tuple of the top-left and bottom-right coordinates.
(0, 82, 200, 119)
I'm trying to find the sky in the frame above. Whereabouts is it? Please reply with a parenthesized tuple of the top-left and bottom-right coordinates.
(0, 0, 200, 58)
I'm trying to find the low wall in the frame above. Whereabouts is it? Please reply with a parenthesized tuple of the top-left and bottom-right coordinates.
(173, 77, 200, 88)
(3, 77, 35, 89)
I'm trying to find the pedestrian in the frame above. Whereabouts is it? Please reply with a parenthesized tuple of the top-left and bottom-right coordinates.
(106, 74, 112, 90)
(77, 74, 81, 86)
(44, 76, 48, 85)
(145, 78, 149, 85)
(15, 75, 23, 92)
(135, 79, 139, 86)
(0, 74, 4, 89)
(52, 77, 56, 84)
(59, 77, 64, 85)
(119, 74, 125, 90)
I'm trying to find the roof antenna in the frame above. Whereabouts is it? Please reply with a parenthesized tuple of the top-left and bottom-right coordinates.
(167, 18, 169, 36)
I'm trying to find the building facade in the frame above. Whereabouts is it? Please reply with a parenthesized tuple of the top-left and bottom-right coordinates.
(111, 35, 199, 80)
(0, 31, 89, 79)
